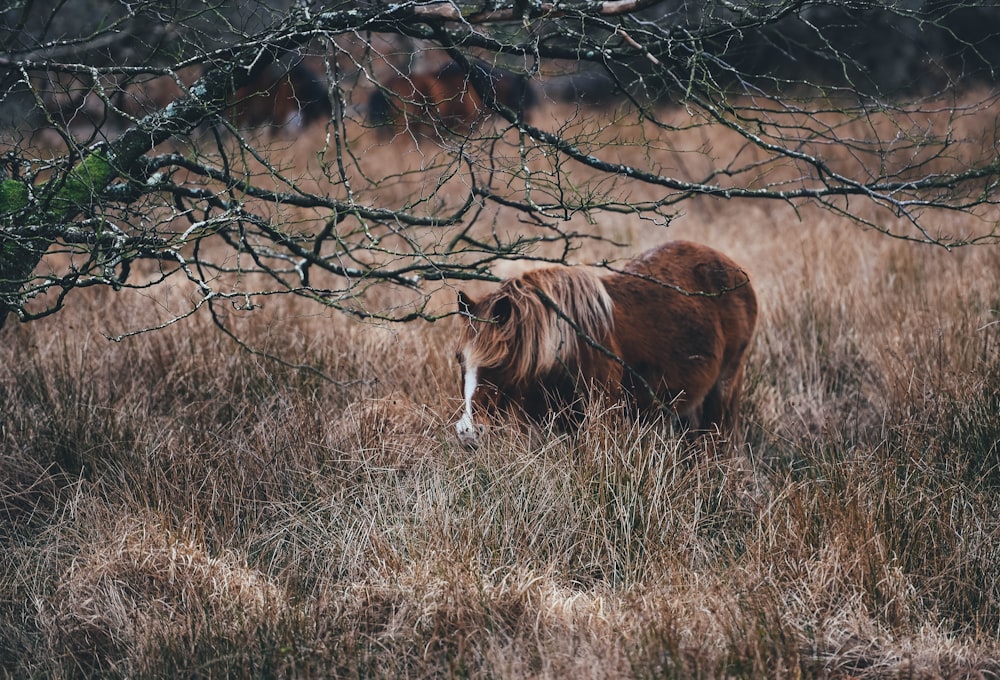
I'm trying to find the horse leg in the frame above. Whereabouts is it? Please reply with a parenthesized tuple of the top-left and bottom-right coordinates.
(698, 382, 725, 433)
(720, 364, 746, 432)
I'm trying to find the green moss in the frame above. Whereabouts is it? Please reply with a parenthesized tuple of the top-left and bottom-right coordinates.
(0, 179, 29, 215)
(1, 180, 31, 271)
(47, 150, 116, 216)
(2, 152, 119, 286)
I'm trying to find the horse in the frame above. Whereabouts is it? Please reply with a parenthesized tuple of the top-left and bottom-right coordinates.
(113, 58, 330, 135)
(30, 69, 118, 139)
(115, 65, 204, 121)
(367, 59, 536, 137)
(454, 241, 758, 445)
(229, 57, 332, 132)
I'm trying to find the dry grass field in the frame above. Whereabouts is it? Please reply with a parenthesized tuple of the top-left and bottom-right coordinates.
(2, 93, 999, 678)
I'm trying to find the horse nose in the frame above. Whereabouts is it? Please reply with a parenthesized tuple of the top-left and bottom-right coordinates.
(455, 415, 480, 447)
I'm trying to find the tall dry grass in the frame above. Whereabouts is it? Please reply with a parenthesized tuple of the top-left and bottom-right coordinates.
(2, 96, 999, 678)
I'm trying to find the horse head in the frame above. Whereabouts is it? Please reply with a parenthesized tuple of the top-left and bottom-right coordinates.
(454, 267, 615, 445)
(454, 286, 527, 446)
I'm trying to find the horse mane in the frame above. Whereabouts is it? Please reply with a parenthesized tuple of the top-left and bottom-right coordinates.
(464, 266, 614, 386)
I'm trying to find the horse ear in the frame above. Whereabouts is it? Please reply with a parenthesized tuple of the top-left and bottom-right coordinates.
(491, 295, 512, 326)
(457, 291, 476, 317)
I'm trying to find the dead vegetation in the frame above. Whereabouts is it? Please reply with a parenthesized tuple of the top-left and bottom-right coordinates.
(1, 94, 999, 678)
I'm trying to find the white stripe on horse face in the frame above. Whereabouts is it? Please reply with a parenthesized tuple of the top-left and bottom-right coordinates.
(455, 354, 479, 445)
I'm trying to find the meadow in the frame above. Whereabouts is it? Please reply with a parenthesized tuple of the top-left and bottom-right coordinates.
(2, 92, 999, 678)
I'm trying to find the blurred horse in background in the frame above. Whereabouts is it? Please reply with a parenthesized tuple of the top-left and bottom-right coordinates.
(115, 55, 332, 136)
(29, 69, 124, 141)
(454, 241, 758, 445)
(116, 64, 204, 121)
(228, 55, 332, 133)
(367, 59, 536, 137)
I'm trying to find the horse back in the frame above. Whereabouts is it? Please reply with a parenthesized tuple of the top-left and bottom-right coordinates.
(603, 241, 757, 418)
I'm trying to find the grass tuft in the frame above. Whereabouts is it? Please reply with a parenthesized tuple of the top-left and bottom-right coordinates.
(2, 100, 1000, 677)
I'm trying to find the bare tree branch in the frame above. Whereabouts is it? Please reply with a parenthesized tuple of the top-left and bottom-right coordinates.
(2, 0, 999, 333)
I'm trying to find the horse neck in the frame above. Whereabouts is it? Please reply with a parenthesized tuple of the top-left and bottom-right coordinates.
(521, 267, 615, 378)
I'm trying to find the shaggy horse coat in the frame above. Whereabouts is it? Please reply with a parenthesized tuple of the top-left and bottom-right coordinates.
(455, 241, 758, 444)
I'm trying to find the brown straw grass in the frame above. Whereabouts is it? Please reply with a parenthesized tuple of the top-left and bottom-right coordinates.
(2, 93, 999, 678)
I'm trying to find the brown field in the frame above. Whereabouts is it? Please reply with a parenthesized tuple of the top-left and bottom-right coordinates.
(2, 93, 1000, 678)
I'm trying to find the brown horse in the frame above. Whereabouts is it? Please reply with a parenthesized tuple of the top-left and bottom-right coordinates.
(229, 57, 332, 132)
(454, 241, 758, 444)
(114, 58, 330, 134)
(367, 59, 536, 137)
